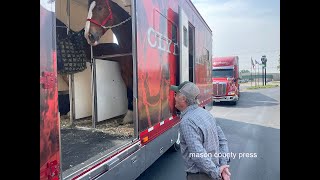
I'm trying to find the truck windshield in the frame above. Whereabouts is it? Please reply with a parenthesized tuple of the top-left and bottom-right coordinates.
(212, 69, 234, 78)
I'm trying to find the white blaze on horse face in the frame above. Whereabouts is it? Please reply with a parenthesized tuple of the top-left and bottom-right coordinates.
(85, 1, 96, 44)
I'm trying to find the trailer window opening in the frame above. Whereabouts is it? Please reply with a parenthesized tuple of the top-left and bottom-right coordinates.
(205, 49, 210, 82)
(212, 69, 234, 78)
(183, 26, 188, 47)
(172, 24, 177, 43)
(188, 24, 194, 82)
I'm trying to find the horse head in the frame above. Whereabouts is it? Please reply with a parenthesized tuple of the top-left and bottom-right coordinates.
(85, 0, 114, 46)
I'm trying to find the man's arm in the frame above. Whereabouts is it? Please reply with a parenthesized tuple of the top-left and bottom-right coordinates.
(180, 120, 221, 179)
(216, 124, 230, 165)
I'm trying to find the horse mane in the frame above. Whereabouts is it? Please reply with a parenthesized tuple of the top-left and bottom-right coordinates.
(108, 1, 132, 51)
(109, 1, 131, 19)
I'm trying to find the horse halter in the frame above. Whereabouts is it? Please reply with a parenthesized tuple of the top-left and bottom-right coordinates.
(87, 0, 113, 31)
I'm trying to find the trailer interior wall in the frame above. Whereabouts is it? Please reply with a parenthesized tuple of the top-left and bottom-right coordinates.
(73, 63, 92, 119)
(58, 74, 69, 91)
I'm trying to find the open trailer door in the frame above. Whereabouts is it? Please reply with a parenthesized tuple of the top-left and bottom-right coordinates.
(40, 1, 60, 180)
(179, 6, 189, 83)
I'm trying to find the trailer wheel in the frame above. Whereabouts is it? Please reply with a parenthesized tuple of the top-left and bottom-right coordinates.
(170, 131, 181, 152)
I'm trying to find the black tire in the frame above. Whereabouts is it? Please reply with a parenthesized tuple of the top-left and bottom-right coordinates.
(230, 101, 237, 105)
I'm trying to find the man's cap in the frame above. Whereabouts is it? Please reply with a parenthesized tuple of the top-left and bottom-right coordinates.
(170, 81, 200, 100)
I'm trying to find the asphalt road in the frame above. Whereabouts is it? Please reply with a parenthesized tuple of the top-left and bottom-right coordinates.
(136, 86, 280, 180)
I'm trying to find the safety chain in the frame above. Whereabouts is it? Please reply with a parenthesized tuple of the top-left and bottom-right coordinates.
(102, 16, 132, 29)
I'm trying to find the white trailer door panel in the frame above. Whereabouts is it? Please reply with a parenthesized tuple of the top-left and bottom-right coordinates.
(179, 7, 189, 83)
(95, 60, 128, 122)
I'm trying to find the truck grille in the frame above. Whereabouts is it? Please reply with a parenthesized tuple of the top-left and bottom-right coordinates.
(213, 83, 226, 96)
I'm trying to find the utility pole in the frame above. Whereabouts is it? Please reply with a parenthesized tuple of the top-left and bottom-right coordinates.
(254, 63, 256, 87)
(250, 62, 252, 87)
(261, 55, 267, 86)
(257, 61, 259, 86)
(264, 62, 267, 85)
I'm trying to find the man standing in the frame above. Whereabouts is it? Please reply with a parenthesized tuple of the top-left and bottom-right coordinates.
(170, 81, 231, 180)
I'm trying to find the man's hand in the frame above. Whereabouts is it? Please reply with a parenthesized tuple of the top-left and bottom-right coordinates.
(219, 165, 231, 180)
(221, 167, 231, 180)
(219, 165, 229, 174)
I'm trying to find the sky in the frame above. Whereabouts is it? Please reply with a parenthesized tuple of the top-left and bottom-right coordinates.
(191, 0, 280, 73)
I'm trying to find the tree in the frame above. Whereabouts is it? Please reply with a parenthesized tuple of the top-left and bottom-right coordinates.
(277, 54, 280, 71)
(240, 70, 250, 74)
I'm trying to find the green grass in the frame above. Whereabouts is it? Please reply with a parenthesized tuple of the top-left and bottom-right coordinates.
(247, 84, 279, 90)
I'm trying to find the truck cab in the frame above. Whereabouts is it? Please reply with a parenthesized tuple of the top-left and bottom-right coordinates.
(212, 56, 240, 105)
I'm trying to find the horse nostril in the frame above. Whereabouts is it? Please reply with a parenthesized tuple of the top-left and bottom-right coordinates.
(88, 33, 95, 43)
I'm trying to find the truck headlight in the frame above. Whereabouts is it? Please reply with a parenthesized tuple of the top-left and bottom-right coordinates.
(228, 91, 235, 95)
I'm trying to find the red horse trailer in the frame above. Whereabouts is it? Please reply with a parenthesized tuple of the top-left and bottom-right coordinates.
(40, 0, 213, 179)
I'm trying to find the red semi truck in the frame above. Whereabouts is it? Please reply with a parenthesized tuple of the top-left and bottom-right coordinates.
(212, 56, 240, 105)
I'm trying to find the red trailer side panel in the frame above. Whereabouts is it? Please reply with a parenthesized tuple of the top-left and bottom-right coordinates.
(135, 0, 212, 132)
(40, 2, 60, 180)
(135, 0, 179, 132)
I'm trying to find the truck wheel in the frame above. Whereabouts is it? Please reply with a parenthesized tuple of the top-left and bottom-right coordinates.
(230, 101, 237, 105)
(170, 131, 181, 152)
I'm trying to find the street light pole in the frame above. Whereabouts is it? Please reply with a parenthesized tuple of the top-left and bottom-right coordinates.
(264, 63, 267, 85)
(262, 67, 264, 86)
(257, 61, 259, 86)
(261, 55, 267, 86)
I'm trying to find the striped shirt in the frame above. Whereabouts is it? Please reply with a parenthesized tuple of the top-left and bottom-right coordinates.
(179, 104, 229, 179)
